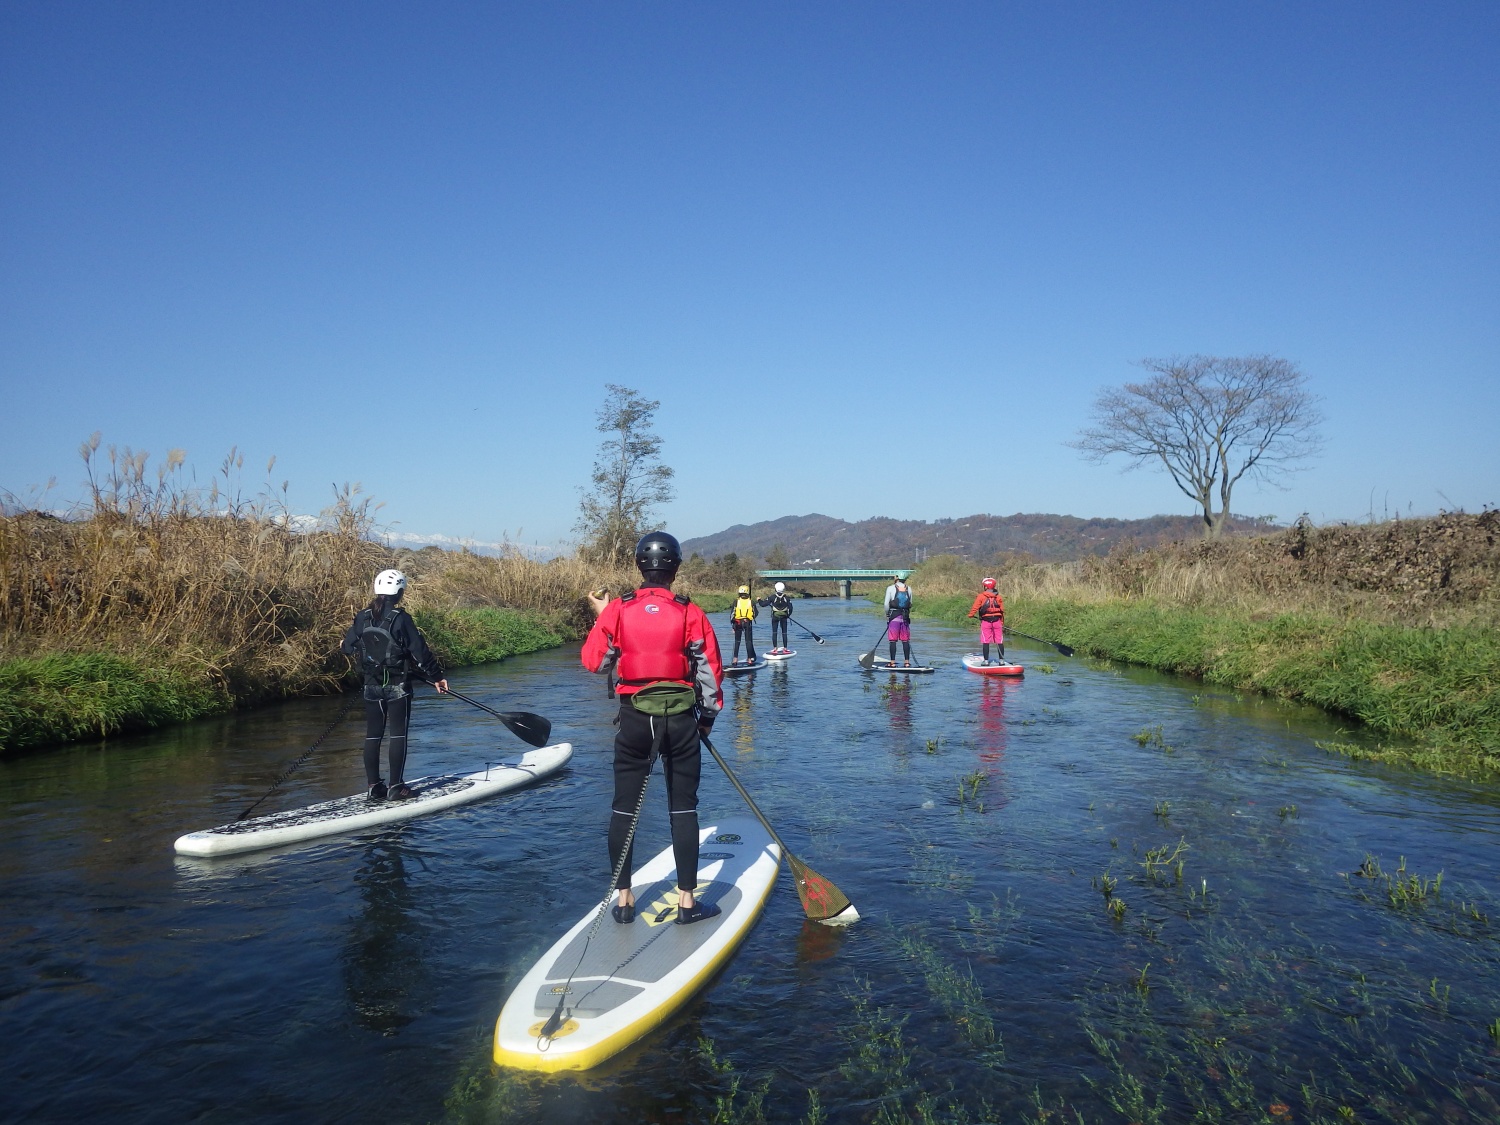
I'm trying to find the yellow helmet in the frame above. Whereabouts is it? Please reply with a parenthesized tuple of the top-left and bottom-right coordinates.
(738, 585, 750, 596)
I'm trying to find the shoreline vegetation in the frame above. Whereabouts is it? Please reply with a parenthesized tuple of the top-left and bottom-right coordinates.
(0, 443, 735, 754)
(897, 511, 1500, 776)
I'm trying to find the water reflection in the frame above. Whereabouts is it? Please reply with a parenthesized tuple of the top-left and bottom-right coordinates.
(882, 675, 912, 736)
(728, 675, 757, 755)
(342, 835, 429, 1035)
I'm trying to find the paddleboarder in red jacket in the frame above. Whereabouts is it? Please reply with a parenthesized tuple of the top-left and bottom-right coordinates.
(967, 577, 1006, 665)
(582, 532, 725, 925)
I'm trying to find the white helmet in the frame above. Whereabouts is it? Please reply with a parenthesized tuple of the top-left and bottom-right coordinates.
(774, 581, 785, 593)
(373, 569, 407, 595)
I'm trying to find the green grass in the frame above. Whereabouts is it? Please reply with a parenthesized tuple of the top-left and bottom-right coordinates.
(2, 606, 573, 754)
(411, 606, 569, 668)
(905, 592, 1500, 773)
(0, 652, 231, 752)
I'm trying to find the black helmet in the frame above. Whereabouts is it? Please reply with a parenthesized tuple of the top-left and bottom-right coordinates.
(634, 531, 682, 572)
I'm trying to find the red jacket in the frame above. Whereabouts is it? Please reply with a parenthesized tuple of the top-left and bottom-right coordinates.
(581, 587, 724, 712)
(968, 591, 1005, 621)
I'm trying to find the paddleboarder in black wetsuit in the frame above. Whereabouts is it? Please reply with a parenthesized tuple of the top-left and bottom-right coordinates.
(582, 532, 726, 925)
(340, 569, 448, 801)
(759, 582, 794, 654)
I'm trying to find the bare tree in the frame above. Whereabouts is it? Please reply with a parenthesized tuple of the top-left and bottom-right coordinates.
(575, 385, 675, 564)
(1073, 355, 1322, 538)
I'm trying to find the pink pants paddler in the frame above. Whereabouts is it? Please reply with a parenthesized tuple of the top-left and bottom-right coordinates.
(979, 619, 1004, 644)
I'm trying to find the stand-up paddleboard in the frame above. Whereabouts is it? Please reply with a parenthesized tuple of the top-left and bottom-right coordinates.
(174, 743, 573, 857)
(963, 654, 1024, 677)
(858, 657, 936, 674)
(725, 658, 768, 674)
(763, 648, 796, 661)
(494, 816, 780, 1072)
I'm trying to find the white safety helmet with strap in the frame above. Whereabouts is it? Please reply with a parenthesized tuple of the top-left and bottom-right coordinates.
(774, 581, 785, 593)
(373, 569, 407, 596)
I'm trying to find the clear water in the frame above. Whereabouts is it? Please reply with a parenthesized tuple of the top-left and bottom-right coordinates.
(4, 600, 1499, 1123)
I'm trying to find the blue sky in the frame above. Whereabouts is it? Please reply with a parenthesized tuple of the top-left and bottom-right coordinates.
(2, 2, 1496, 552)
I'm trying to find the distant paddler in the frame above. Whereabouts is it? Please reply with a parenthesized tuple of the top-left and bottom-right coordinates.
(882, 574, 914, 668)
(339, 569, 448, 802)
(583, 532, 726, 926)
(758, 581, 794, 655)
(728, 584, 759, 666)
(968, 577, 1007, 665)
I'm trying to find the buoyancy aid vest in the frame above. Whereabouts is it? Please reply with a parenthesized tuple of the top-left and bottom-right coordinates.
(768, 593, 792, 617)
(614, 589, 694, 687)
(731, 596, 756, 622)
(977, 591, 1004, 620)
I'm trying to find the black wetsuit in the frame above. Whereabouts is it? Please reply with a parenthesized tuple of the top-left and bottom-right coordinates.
(340, 604, 444, 787)
(610, 706, 703, 893)
(760, 592, 793, 649)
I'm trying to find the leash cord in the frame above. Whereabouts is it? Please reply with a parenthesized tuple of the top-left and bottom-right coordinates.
(537, 721, 664, 1047)
(235, 692, 360, 821)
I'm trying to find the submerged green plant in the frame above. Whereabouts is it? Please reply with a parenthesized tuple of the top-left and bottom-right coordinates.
(1132, 724, 1173, 753)
(1141, 838, 1189, 885)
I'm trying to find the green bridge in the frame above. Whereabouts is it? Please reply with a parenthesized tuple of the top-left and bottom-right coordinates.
(757, 568, 910, 599)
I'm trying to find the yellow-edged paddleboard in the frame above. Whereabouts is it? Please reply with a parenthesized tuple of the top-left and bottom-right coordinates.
(493, 816, 779, 1071)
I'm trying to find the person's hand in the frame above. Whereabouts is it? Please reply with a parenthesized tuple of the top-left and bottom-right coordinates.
(698, 719, 715, 738)
(586, 589, 610, 618)
(433, 678, 449, 694)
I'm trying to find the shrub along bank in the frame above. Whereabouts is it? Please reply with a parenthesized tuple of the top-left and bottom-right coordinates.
(0, 442, 743, 753)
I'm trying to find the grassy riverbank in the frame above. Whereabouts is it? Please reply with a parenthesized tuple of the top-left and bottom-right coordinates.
(0, 442, 735, 753)
(902, 513, 1500, 775)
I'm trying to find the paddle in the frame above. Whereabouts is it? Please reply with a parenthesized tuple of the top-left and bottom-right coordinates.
(857, 619, 894, 670)
(235, 693, 360, 821)
(428, 682, 553, 747)
(788, 616, 825, 644)
(701, 734, 859, 925)
(1005, 628, 1076, 658)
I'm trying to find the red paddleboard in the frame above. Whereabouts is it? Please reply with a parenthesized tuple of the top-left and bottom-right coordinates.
(963, 654, 1024, 677)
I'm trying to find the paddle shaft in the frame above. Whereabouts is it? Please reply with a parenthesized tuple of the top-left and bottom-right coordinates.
(787, 616, 825, 643)
(700, 735, 795, 860)
(1005, 628, 1076, 657)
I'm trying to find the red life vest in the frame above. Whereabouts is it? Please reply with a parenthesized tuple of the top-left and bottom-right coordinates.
(614, 589, 693, 686)
(978, 592, 1004, 620)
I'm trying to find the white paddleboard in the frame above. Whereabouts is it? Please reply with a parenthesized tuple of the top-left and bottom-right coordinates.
(763, 648, 796, 661)
(493, 815, 780, 1072)
(857, 657, 936, 674)
(724, 659, 768, 674)
(173, 742, 573, 857)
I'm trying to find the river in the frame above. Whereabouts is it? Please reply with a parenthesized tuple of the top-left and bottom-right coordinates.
(3, 598, 1499, 1123)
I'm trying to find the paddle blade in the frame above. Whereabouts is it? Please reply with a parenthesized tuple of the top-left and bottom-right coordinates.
(857, 650, 878, 670)
(500, 711, 552, 748)
(787, 852, 858, 925)
(1055, 643, 1075, 657)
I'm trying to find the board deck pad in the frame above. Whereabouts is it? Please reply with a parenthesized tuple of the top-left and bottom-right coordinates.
(173, 743, 573, 857)
(858, 657, 936, 674)
(724, 658, 768, 674)
(763, 648, 796, 661)
(494, 816, 780, 1071)
(962, 654, 1025, 677)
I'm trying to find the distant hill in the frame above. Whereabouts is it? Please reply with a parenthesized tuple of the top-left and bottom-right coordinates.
(681, 512, 1275, 567)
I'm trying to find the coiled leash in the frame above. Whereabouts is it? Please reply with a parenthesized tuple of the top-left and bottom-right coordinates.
(537, 722, 667, 1047)
(235, 693, 361, 822)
